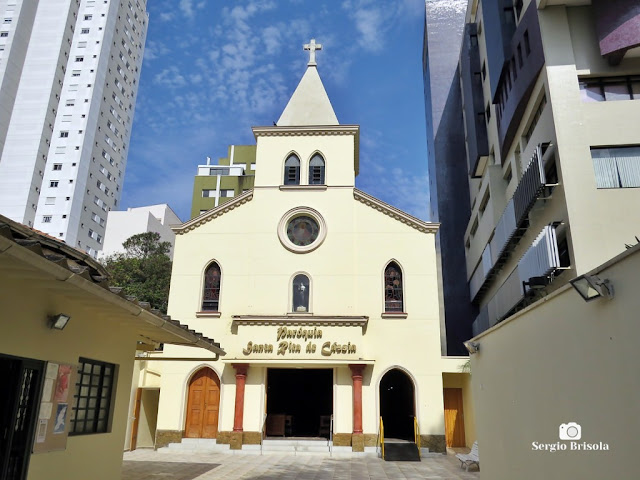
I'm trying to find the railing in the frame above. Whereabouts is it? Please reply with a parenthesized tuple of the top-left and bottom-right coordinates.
(469, 143, 555, 303)
(414, 416, 421, 458)
(260, 413, 267, 456)
(329, 414, 334, 457)
(472, 224, 564, 332)
(378, 417, 385, 459)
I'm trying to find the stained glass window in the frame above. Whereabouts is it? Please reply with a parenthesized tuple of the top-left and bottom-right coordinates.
(202, 262, 221, 311)
(384, 262, 404, 312)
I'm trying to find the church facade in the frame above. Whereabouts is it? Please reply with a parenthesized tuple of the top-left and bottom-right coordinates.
(149, 42, 470, 454)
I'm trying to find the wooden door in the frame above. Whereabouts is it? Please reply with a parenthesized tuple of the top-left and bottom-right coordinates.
(129, 388, 143, 451)
(443, 388, 465, 447)
(185, 368, 220, 438)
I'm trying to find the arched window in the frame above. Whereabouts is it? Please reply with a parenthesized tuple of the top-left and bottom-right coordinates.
(308, 154, 325, 185)
(284, 155, 300, 185)
(384, 262, 404, 312)
(292, 273, 310, 312)
(202, 262, 221, 311)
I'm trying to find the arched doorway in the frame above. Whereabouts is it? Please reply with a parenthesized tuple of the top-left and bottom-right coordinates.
(379, 369, 415, 440)
(185, 367, 220, 438)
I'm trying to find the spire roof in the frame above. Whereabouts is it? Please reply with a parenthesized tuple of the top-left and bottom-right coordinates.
(276, 39, 339, 127)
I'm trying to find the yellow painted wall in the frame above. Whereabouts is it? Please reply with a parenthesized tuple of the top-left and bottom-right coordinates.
(0, 267, 139, 480)
(156, 131, 454, 441)
(470, 246, 640, 479)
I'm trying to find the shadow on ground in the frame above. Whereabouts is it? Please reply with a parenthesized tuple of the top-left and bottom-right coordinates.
(122, 461, 219, 480)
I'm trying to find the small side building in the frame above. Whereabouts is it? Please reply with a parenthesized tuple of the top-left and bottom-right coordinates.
(0, 214, 224, 480)
(100, 204, 181, 259)
(469, 244, 640, 478)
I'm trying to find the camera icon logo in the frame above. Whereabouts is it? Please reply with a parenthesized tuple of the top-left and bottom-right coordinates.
(559, 422, 581, 441)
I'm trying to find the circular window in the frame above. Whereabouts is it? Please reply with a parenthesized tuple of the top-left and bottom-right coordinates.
(278, 207, 326, 253)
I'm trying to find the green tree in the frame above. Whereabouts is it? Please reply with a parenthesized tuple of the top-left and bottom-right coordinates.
(102, 232, 172, 313)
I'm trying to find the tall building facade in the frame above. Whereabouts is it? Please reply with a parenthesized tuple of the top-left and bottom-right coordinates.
(0, 0, 147, 257)
(190, 145, 256, 219)
(430, 0, 640, 339)
(423, 0, 474, 355)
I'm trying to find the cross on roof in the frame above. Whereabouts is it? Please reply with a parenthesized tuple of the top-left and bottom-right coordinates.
(304, 39, 322, 66)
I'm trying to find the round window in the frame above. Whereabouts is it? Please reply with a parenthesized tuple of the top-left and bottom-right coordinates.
(278, 207, 326, 253)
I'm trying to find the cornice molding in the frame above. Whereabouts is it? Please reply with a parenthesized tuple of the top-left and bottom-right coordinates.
(252, 125, 360, 138)
(232, 315, 369, 328)
(173, 191, 253, 235)
(353, 189, 440, 234)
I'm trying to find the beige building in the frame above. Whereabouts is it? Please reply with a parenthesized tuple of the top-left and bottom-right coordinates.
(143, 42, 473, 456)
(431, 0, 640, 342)
(469, 244, 640, 479)
(0, 214, 224, 480)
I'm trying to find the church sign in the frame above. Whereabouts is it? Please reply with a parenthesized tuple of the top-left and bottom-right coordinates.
(241, 325, 357, 357)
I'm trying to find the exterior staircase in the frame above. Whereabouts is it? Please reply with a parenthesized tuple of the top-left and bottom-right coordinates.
(261, 438, 330, 455)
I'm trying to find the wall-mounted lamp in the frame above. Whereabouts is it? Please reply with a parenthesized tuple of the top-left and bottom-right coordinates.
(48, 313, 71, 330)
(570, 274, 614, 302)
(463, 341, 480, 355)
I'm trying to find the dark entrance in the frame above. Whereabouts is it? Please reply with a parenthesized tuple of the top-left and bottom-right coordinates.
(266, 368, 332, 438)
(0, 354, 45, 480)
(379, 369, 415, 440)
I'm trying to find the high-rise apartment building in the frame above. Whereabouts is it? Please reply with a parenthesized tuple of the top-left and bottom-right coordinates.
(190, 145, 257, 219)
(429, 0, 640, 342)
(0, 0, 147, 257)
(423, 0, 470, 356)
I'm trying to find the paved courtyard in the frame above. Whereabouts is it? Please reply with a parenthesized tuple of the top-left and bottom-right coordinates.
(122, 449, 480, 480)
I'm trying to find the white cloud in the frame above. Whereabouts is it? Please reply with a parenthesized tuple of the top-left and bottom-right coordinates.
(159, 12, 174, 22)
(341, 0, 404, 53)
(153, 66, 188, 88)
(179, 0, 205, 19)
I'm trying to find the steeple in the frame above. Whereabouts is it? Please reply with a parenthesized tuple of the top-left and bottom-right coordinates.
(276, 39, 339, 127)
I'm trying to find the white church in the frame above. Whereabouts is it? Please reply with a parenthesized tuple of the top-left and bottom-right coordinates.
(131, 40, 473, 457)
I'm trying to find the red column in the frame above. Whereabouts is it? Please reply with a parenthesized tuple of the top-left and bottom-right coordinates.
(232, 364, 249, 432)
(350, 364, 365, 434)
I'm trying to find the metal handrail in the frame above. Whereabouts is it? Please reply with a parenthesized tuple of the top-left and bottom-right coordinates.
(414, 416, 421, 458)
(378, 417, 385, 459)
(260, 413, 267, 456)
(329, 414, 334, 457)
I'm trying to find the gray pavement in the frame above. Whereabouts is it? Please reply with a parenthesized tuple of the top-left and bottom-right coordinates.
(122, 449, 480, 480)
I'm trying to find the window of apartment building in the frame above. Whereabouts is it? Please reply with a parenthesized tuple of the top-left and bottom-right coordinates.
(60, 131, 69, 138)
(219, 190, 234, 198)
(523, 93, 547, 145)
(591, 146, 640, 189)
(53, 163, 62, 171)
(524, 31, 531, 56)
(201, 189, 215, 198)
(579, 76, 640, 103)
(70, 358, 116, 435)
(75, 56, 84, 62)
(517, 44, 523, 68)
(42, 216, 52, 223)
(481, 61, 486, 81)
(479, 189, 491, 216)
(504, 164, 513, 184)
(0, 32, 8, 38)
(66, 99, 75, 106)
(84, 14, 93, 20)
(50, 180, 59, 188)
(81, 28, 89, 34)
(72, 70, 81, 77)
(485, 103, 491, 123)
(209, 167, 230, 176)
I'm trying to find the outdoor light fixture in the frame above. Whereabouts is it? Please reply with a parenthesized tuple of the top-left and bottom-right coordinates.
(48, 313, 71, 330)
(463, 341, 480, 355)
(570, 274, 614, 302)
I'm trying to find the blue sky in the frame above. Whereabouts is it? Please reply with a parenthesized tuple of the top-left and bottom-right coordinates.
(122, 0, 430, 222)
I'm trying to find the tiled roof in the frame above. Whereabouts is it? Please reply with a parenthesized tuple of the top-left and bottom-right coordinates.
(0, 214, 224, 355)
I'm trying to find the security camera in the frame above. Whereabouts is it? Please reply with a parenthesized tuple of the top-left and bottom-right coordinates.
(463, 341, 480, 355)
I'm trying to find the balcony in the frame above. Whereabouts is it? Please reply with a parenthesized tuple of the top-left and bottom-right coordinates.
(472, 224, 564, 335)
(469, 143, 556, 302)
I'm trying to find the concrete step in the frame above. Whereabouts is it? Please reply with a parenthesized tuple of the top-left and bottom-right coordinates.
(262, 438, 330, 447)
